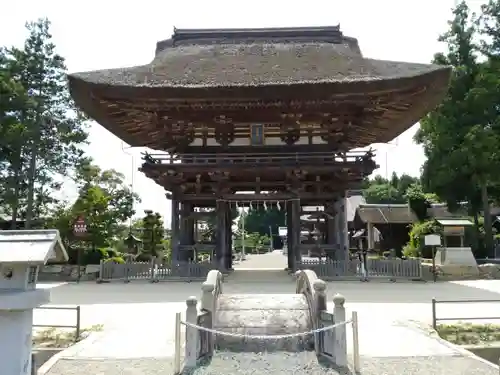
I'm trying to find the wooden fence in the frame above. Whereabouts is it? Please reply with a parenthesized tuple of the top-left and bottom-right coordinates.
(97, 258, 215, 283)
(297, 258, 423, 280)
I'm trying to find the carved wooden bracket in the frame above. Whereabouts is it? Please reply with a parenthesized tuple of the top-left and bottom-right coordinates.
(208, 170, 230, 181)
(214, 115, 235, 147)
(280, 113, 302, 145)
(320, 113, 348, 146)
(195, 174, 202, 194)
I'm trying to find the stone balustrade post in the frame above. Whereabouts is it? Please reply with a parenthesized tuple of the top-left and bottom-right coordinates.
(313, 279, 327, 312)
(201, 282, 215, 312)
(313, 279, 327, 355)
(185, 296, 198, 368)
(333, 293, 348, 368)
(201, 282, 215, 353)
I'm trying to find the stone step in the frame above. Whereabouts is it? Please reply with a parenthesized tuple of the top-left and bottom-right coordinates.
(224, 269, 294, 284)
(214, 294, 313, 352)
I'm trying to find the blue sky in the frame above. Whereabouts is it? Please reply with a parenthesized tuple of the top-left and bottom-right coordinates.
(1, 0, 480, 226)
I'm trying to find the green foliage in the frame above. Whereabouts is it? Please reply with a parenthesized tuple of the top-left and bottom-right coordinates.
(407, 220, 441, 258)
(44, 159, 140, 248)
(241, 207, 285, 237)
(402, 244, 420, 258)
(405, 183, 431, 222)
(137, 210, 164, 258)
(233, 231, 271, 253)
(363, 173, 422, 204)
(0, 18, 88, 226)
(415, 1, 500, 253)
(106, 256, 125, 264)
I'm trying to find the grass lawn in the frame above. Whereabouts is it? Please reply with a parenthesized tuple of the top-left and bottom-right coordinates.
(436, 323, 500, 345)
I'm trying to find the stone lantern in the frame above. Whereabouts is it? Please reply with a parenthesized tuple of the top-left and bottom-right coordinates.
(0, 229, 67, 375)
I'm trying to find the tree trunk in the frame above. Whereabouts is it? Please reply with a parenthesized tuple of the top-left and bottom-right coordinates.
(24, 141, 37, 229)
(9, 154, 22, 229)
(481, 182, 494, 257)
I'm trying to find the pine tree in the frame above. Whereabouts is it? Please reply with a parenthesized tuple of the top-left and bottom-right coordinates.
(1, 18, 88, 226)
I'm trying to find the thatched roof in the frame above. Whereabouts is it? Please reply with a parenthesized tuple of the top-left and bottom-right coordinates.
(355, 203, 458, 224)
(67, 26, 451, 149)
(70, 26, 449, 90)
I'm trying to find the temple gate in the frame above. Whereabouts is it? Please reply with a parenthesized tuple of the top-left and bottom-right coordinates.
(67, 25, 451, 277)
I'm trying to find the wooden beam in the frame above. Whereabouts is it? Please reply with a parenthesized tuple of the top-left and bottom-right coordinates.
(178, 192, 341, 201)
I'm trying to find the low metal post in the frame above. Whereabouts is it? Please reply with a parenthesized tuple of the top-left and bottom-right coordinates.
(97, 259, 103, 283)
(31, 352, 36, 375)
(174, 312, 181, 374)
(431, 298, 437, 330)
(352, 311, 360, 373)
(150, 257, 156, 283)
(432, 246, 437, 282)
(76, 305, 81, 340)
(124, 260, 130, 283)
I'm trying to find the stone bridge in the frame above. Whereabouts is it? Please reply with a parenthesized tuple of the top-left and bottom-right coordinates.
(177, 269, 357, 374)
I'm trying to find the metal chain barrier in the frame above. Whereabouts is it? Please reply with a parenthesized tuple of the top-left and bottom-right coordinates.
(180, 319, 353, 339)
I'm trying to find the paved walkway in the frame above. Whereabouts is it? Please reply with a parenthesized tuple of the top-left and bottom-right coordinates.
(233, 249, 287, 270)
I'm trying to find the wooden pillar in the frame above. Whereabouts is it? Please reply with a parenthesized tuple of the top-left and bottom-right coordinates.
(179, 202, 193, 261)
(225, 204, 233, 270)
(216, 200, 228, 271)
(326, 204, 335, 245)
(286, 201, 293, 270)
(293, 198, 301, 266)
(171, 194, 180, 263)
(342, 192, 350, 262)
(186, 204, 195, 245)
(367, 222, 374, 250)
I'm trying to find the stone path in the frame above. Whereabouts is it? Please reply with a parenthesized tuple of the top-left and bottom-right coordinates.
(233, 250, 287, 270)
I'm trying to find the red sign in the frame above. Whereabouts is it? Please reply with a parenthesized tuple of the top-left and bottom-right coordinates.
(73, 216, 87, 237)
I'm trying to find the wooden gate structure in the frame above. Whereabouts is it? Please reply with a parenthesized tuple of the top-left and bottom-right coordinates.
(68, 26, 451, 274)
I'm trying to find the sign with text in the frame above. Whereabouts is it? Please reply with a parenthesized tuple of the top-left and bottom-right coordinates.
(73, 216, 87, 237)
(424, 234, 441, 246)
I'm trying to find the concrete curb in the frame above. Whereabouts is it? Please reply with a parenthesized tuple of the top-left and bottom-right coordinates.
(37, 331, 105, 374)
(400, 319, 500, 370)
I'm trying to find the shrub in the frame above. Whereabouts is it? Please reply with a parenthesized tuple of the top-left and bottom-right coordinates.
(106, 256, 125, 264)
(402, 244, 420, 258)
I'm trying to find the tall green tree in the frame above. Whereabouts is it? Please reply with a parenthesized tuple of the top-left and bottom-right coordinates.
(1, 18, 88, 226)
(241, 207, 285, 237)
(139, 210, 165, 257)
(362, 173, 420, 204)
(415, 2, 500, 254)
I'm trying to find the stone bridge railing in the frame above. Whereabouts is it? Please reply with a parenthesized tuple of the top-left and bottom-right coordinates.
(180, 270, 223, 371)
(295, 269, 359, 370)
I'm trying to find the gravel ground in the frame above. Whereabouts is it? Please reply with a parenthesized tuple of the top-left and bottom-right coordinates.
(45, 352, 498, 375)
(181, 351, 499, 375)
(45, 358, 176, 375)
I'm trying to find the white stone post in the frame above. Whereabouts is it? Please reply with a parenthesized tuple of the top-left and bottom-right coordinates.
(185, 296, 198, 368)
(174, 312, 182, 374)
(333, 293, 348, 368)
(352, 311, 360, 373)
